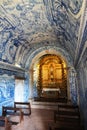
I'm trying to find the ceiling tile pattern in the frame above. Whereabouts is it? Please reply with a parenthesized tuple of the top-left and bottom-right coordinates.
(44, 0, 83, 45)
(0, 0, 83, 66)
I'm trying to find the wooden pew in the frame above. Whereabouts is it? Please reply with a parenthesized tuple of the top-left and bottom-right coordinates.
(49, 103, 84, 130)
(0, 116, 11, 130)
(58, 104, 79, 111)
(54, 109, 80, 123)
(14, 102, 31, 116)
(2, 106, 24, 123)
(49, 122, 83, 130)
(54, 104, 80, 123)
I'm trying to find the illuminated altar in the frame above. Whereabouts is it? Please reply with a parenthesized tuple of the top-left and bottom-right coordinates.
(41, 88, 61, 98)
(42, 88, 60, 92)
(34, 54, 67, 99)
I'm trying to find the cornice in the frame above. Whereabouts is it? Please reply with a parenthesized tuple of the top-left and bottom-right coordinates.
(0, 61, 25, 74)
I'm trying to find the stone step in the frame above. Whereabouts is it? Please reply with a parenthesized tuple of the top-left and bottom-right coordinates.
(31, 101, 67, 110)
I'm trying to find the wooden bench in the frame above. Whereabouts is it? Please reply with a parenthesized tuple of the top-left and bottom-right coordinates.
(54, 114, 80, 124)
(2, 106, 24, 123)
(0, 116, 11, 130)
(50, 104, 83, 130)
(49, 122, 83, 130)
(54, 104, 80, 123)
(14, 102, 31, 116)
(58, 104, 79, 111)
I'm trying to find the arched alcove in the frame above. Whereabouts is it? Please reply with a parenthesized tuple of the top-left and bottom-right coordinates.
(33, 54, 68, 100)
(25, 47, 78, 104)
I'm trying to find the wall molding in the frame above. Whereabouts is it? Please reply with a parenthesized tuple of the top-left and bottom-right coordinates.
(0, 61, 25, 77)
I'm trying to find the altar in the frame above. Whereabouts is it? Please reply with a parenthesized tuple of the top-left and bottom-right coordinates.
(41, 88, 60, 98)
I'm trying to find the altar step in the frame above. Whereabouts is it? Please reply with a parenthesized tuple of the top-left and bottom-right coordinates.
(31, 102, 58, 110)
(31, 100, 67, 110)
(33, 97, 67, 103)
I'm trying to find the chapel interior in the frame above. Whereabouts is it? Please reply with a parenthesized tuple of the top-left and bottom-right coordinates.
(0, 0, 87, 130)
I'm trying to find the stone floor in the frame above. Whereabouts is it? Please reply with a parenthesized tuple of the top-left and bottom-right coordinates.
(12, 108, 54, 130)
(0, 101, 83, 130)
(10, 101, 84, 130)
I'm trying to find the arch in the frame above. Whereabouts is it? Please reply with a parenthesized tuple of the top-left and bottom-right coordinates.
(24, 46, 77, 104)
(15, 41, 74, 68)
(25, 46, 73, 69)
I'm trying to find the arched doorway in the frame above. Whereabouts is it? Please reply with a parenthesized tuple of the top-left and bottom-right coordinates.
(33, 54, 68, 101)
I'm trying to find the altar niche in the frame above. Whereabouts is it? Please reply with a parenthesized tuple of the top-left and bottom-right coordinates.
(33, 54, 67, 99)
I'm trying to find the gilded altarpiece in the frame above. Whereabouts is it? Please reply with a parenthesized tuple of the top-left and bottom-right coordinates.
(37, 55, 67, 98)
(42, 64, 62, 88)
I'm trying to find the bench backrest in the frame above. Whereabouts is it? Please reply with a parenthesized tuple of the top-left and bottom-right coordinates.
(2, 106, 24, 123)
(14, 102, 31, 115)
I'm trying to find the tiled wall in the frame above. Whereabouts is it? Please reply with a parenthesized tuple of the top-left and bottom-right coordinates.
(0, 72, 30, 115)
(77, 48, 87, 130)
(0, 74, 14, 115)
(68, 68, 78, 105)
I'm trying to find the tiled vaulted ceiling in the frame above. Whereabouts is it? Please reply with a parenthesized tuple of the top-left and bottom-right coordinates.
(0, 0, 83, 67)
